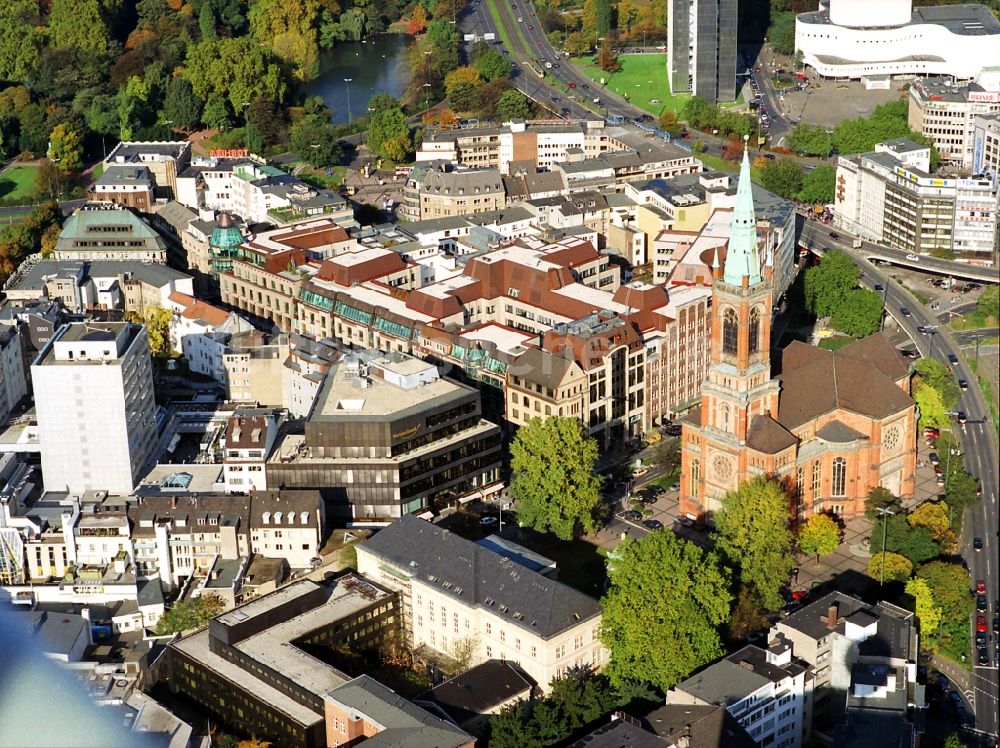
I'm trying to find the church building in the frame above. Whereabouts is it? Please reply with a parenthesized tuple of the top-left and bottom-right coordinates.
(680, 146, 917, 523)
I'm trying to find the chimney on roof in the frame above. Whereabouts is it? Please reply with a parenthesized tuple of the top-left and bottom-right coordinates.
(171, 496, 177, 509)
(827, 603, 839, 628)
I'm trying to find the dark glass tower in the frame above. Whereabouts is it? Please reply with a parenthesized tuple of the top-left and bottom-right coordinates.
(668, 0, 738, 104)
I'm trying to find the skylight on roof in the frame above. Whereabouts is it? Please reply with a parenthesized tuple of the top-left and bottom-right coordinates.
(160, 472, 193, 489)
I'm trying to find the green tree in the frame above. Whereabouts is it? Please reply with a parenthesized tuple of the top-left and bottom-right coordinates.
(531, 701, 566, 744)
(162, 77, 202, 131)
(509, 416, 601, 540)
(201, 93, 233, 130)
(865, 487, 902, 521)
(798, 514, 841, 561)
(908, 501, 951, 541)
(943, 733, 969, 748)
(905, 577, 942, 649)
(831, 288, 883, 337)
(118, 75, 151, 141)
(0, 0, 43, 83)
(977, 285, 999, 320)
(713, 477, 794, 611)
(155, 594, 225, 634)
(489, 703, 542, 748)
(289, 117, 342, 167)
(199, 2, 217, 39)
(914, 358, 960, 410)
(917, 560, 973, 659)
(786, 123, 833, 157)
(47, 124, 83, 174)
(767, 12, 796, 54)
(249, 0, 322, 81)
(758, 158, 804, 200)
(473, 48, 511, 82)
(495, 90, 531, 120)
(184, 37, 287, 112)
(49, 0, 113, 59)
(803, 250, 860, 319)
(368, 103, 411, 161)
(832, 100, 920, 156)
(548, 671, 617, 730)
(565, 32, 592, 57)
(870, 513, 939, 566)
(913, 381, 948, 431)
(681, 96, 718, 131)
(797, 164, 836, 205)
(727, 584, 768, 642)
(127, 306, 173, 356)
(658, 110, 683, 136)
(868, 551, 912, 583)
(601, 531, 732, 691)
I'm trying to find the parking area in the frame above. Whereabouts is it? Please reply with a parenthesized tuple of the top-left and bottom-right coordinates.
(777, 78, 901, 129)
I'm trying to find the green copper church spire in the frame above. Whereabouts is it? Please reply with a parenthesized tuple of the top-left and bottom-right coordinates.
(723, 136, 762, 287)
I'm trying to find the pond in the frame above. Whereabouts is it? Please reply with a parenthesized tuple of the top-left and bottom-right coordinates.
(305, 35, 412, 125)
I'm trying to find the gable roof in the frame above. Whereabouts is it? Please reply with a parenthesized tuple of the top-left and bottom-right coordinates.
(745, 414, 798, 454)
(361, 515, 601, 638)
(421, 660, 535, 724)
(836, 333, 910, 381)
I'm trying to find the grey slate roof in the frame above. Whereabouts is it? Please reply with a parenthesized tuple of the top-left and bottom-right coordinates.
(362, 515, 602, 638)
(7, 259, 190, 294)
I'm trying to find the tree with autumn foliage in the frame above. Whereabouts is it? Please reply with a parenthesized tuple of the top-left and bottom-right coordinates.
(408, 5, 428, 34)
(596, 39, 621, 73)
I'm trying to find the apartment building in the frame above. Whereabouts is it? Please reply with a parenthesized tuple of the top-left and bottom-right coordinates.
(52, 204, 168, 263)
(908, 74, 1000, 168)
(89, 165, 156, 212)
(836, 138, 1000, 261)
(166, 292, 253, 383)
(104, 141, 191, 199)
(417, 168, 506, 219)
(168, 575, 406, 748)
(770, 592, 919, 736)
(356, 515, 606, 691)
(666, 642, 811, 748)
(266, 352, 502, 520)
(222, 408, 283, 494)
(282, 334, 342, 417)
(32, 323, 157, 496)
(224, 330, 289, 405)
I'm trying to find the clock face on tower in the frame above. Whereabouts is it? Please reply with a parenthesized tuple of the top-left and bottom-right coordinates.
(882, 425, 901, 455)
(712, 454, 734, 483)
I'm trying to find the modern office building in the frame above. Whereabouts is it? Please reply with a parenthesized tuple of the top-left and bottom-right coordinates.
(168, 574, 405, 748)
(797, 0, 1000, 81)
(266, 352, 503, 520)
(0, 324, 27, 427)
(668, 0, 738, 103)
(32, 322, 157, 495)
(972, 113, 1000, 177)
(908, 74, 1000, 169)
(356, 515, 607, 692)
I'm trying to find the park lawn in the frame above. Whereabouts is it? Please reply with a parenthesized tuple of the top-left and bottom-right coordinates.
(0, 165, 40, 202)
(574, 54, 690, 116)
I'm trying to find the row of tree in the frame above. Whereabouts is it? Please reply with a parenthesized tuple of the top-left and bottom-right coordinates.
(682, 96, 758, 140)
(758, 158, 836, 205)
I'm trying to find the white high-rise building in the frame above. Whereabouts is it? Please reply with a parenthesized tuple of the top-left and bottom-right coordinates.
(32, 322, 157, 495)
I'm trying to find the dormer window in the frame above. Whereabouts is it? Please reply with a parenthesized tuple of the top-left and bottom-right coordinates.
(262, 512, 270, 524)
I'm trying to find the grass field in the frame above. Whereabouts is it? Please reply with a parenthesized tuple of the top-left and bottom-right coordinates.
(575, 54, 690, 116)
(0, 165, 39, 202)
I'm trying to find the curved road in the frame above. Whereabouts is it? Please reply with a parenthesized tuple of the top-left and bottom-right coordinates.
(801, 219, 999, 740)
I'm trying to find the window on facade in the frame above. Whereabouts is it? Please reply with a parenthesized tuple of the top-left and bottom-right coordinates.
(832, 458, 847, 497)
(811, 461, 821, 498)
(749, 307, 761, 354)
(722, 308, 738, 355)
(691, 459, 701, 495)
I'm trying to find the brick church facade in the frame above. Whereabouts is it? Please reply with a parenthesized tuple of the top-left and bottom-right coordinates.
(680, 147, 917, 523)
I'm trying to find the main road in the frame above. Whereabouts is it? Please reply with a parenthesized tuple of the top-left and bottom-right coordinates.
(802, 220, 999, 740)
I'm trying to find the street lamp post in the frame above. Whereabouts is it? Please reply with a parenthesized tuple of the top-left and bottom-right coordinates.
(344, 79, 353, 124)
(423, 83, 432, 113)
(876, 506, 895, 585)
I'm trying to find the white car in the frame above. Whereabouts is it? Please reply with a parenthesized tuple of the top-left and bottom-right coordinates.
(518, 16, 523, 21)
(905, 253, 920, 261)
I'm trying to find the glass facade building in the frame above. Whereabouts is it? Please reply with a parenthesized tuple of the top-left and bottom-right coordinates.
(669, 0, 738, 104)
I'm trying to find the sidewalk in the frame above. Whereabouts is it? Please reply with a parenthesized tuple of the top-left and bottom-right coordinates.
(932, 653, 973, 703)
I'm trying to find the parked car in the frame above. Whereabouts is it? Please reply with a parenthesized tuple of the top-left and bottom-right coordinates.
(480, 515, 498, 526)
(929, 452, 939, 465)
(676, 516, 695, 528)
(621, 510, 643, 522)
(977, 579, 987, 594)
(900, 307, 911, 317)
(977, 594, 987, 612)
(958, 411, 967, 424)
(829, 232, 840, 240)
(906, 253, 920, 261)
(643, 518, 664, 530)
(948, 353, 959, 365)
(978, 614, 988, 632)
(978, 646, 990, 666)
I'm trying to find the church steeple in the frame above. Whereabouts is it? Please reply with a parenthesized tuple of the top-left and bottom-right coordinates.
(723, 136, 762, 287)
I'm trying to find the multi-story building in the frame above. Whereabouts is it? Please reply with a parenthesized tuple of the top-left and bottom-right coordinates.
(417, 167, 506, 219)
(770, 592, 920, 742)
(282, 334, 342, 417)
(166, 292, 253, 383)
(972, 112, 1000, 177)
(103, 141, 191, 200)
(266, 352, 502, 520)
(222, 408, 283, 494)
(0, 325, 27, 427)
(88, 165, 156, 212)
(51, 204, 168, 263)
(836, 138, 1000, 262)
(668, 0, 738, 103)
(666, 642, 811, 748)
(167, 574, 412, 748)
(908, 74, 1000, 168)
(32, 322, 157, 495)
(356, 515, 606, 691)
(223, 330, 290, 405)
(682, 150, 917, 522)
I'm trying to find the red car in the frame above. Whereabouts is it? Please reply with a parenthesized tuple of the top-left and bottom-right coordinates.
(527, 24, 533, 29)
(791, 590, 807, 601)
(568, 82, 576, 89)
(977, 579, 987, 594)
(924, 427, 940, 438)
(978, 615, 987, 633)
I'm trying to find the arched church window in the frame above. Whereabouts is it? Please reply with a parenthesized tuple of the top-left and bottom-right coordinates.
(720, 404, 731, 431)
(749, 307, 761, 354)
(722, 308, 738, 355)
(832, 458, 847, 497)
(690, 459, 701, 496)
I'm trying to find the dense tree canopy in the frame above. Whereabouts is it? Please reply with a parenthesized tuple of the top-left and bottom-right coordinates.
(509, 416, 602, 540)
(868, 551, 913, 583)
(759, 158, 804, 200)
(831, 288, 884, 337)
(798, 514, 841, 559)
(155, 594, 225, 635)
(797, 164, 836, 205)
(601, 531, 731, 690)
(787, 124, 833, 157)
(803, 251, 861, 319)
(713, 477, 794, 612)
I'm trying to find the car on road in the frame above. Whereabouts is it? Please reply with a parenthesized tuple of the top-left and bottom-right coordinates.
(928, 452, 939, 465)
(900, 307, 911, 317)
(643, 519, 664, 530)
(958, 379, 968, 390)
(528, 24, 533, 29)
(906, 253, 920, 261)
(978, 614, 988, 632)
(676, 516, 695, 528)
(829, 232, 840, 240)
(974, 537, 983, 551)
(900, 349, 919, 359)
(568, 82, 576, 88)
(948, 353, 959, 365)
(917, 325, 932, 334)
(621, 510, 642, 522)
(977, 630, 988, 646)
(978, 646, 990, 666)
(977, 594, 987, 611)
(994, 616, 999, 633)
(957, 411, 967, 424)
(873, 284, 884, 291)
(517, 16, 523, 21)
(977, 579, 987, 594)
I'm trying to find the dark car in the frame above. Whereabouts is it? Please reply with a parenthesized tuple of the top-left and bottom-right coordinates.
(993, 616, 999, 634)
(643, 518, 664, 530)
(958, 379, 968, 390)
(978, 647, 990, 666)
(977, 595, 987, 612)
(948, 353, 959, 365)
(928, 452, 939, 465)
(900, 307, 911, 317)
(874, 284, 884, 291)
(829, 231, 840, 240)
(621, 510, 642, 522)
(649, 485, 666, 496)
(676, 516, 695, 528)
(957, 411, 967, 424)
(974, 537, 983, 552)
(977, 630, 988, 646)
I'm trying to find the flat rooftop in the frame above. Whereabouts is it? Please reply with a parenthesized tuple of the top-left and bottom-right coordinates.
(799, 2, 1000, 34)
(460, 324, 534, 355)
